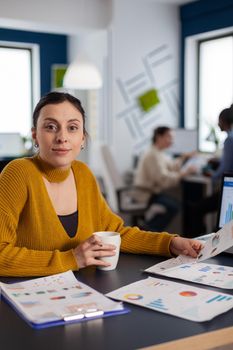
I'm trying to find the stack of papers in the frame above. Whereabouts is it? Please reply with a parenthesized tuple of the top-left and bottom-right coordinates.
(107, 220, 233, 322)
(181, 154, 209, 174)
(0, 270, 128, 329)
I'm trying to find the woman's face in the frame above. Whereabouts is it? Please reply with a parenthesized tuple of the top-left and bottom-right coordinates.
(32, 101, 85, 169)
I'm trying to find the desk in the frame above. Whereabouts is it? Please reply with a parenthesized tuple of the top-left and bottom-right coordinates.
(146, 326, 233, 350)
(1, 253, 233, 350)
(181, 175, 214, 237)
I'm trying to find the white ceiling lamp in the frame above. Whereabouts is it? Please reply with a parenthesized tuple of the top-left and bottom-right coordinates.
(63, 56, 102, 90)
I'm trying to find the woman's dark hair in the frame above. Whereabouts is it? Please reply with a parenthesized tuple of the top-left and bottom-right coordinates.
(152, 126, 171, 144)
(219, 104, 233, 127)
(32, 91, 87, 135)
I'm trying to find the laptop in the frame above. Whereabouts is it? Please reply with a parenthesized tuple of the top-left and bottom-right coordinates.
(197, 173, 233, 254)
(218, 174, 233, 229)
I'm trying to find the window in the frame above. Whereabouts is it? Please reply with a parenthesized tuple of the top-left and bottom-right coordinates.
(198, 35, 233, 152)
(0, 42, 39, 139)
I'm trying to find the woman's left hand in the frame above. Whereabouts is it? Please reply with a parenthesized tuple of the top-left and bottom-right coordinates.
(170, 236, 203, 258)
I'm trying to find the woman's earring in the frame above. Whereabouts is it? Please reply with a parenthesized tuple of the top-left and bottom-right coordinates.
(81, 145, 84, 150)
(34, 143, 39, 149)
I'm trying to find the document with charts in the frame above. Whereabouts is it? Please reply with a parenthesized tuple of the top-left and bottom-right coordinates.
(0, 270, 127, 329)
(144, 220, 233, 289)
(106, 277, 233, 322)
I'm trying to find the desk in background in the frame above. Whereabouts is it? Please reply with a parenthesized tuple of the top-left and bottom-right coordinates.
(0, 157, 14, 172)
(1, 253, 233, 350)
(0, 155, 33, 172)
(181, 175, 214, 237)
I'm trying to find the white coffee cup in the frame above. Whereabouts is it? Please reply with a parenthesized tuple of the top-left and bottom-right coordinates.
(93, 231, 121, 271)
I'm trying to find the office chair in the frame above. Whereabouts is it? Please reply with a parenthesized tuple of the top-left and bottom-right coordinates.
(99, 144, 165, 228)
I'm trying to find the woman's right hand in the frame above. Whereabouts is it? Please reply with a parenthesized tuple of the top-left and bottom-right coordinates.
(73, 234, 116, 269)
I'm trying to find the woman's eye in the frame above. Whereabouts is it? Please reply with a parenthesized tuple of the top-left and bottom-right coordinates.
(69, 125, 79, 131)
(45, 124, 57, 131)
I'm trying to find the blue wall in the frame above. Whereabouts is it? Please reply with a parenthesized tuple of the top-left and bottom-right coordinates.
(180, 0, 233, 126)
(0, 28, 67, 96)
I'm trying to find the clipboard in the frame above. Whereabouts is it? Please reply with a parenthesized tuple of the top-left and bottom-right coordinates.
(0, 270, 129, 329)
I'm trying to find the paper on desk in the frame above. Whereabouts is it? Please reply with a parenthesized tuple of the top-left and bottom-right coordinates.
(145, 261, 233, 289)
(107, 276, 233, 322)
(144, 221, 233, 289)
(181, 154, 208, 174)
(148, 220, 233, 273)
(0, 270, 125, 327)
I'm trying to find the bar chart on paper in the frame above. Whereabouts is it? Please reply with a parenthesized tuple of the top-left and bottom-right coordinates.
(219, 178, 233, 227)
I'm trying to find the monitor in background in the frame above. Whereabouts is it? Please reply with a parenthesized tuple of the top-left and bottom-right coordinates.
(0, 133, 24, 158)
(168, 128, 198, 156)
(218, 174, 233, 230)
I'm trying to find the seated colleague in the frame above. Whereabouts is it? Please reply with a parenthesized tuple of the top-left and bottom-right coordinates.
(211, 104, 233, 180)
(134, 126, 197, 231)
(0, 93, 202, 277)
(189, 104, 233, 235)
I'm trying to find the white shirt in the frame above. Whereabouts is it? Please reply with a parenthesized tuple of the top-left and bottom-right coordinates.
(134, 145, 183, 194)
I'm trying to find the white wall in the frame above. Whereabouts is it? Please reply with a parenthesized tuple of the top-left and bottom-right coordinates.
(110, 0, 181, 173)
(67, 31, 108, 170)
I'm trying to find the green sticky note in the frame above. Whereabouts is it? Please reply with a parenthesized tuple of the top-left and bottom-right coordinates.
(138, 89, 160, 112)
(51, 65, 67, 89)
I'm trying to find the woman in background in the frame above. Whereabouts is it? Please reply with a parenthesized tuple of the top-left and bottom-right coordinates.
(188, 104, 233, 236)
(0, 92, 202, 277)
(211, 104, 233, 180)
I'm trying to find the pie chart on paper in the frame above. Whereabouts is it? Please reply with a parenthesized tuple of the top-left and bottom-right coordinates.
(124, 293, 143, 300)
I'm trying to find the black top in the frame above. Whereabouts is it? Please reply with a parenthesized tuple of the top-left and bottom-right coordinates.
(58, 211, 78, 237)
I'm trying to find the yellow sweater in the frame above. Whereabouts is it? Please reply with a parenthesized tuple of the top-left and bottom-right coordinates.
(0, 157, 175, 277)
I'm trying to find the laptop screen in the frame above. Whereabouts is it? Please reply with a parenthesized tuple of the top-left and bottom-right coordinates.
(218, 174, 233, 229)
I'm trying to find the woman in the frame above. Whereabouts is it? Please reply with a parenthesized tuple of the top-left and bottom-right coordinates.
(188, 104, 233, 236)
(211, 104, 233, 180)
(0, 92, 201, 276)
